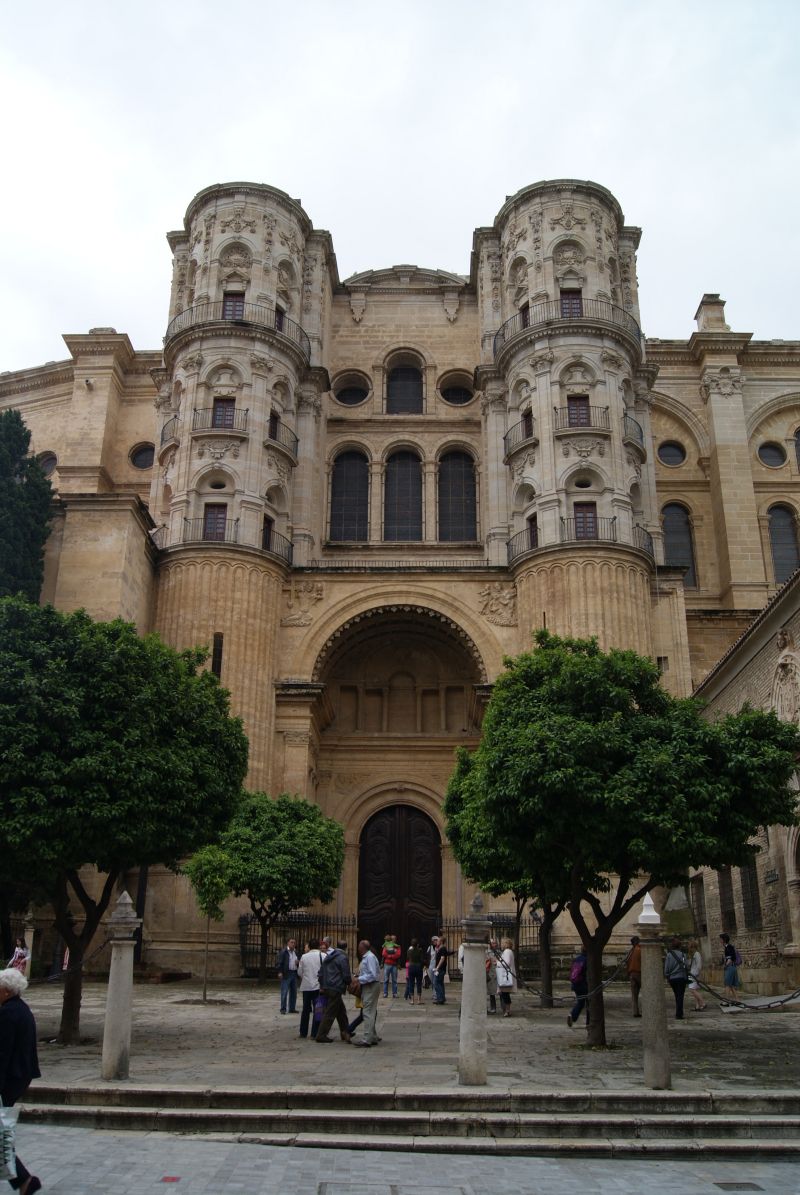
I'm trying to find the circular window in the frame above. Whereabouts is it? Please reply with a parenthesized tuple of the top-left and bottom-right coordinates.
(37, 452, 57, 477)
(209, 480, 226, 490)
(658, 441, 686, 467)
(574, 477, 592, 489)
(335, 385, 369, 406)
(758, 442, 787, 468)
(441, 386, 473, 406)
(130, 443, 155, 469)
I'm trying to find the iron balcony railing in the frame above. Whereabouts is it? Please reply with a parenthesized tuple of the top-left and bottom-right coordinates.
(508, 520, 655, 564)
(504, 416, 538, 456)
(192, 407, 250, 434)
(165, 301, 311, 361)
(493, 298, 641, 358)
(180, 518, 293, 564)
(160, 416, 178, 445)
(266, 419, 299, 457)
(622, 414, 645, 448)
(553, 405, 611, 432)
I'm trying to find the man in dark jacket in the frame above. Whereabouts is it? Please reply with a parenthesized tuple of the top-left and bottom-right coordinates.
(0, 968, 41, 1193)
(276, 938, 298, 1014)
(315, 939, 352, 1044)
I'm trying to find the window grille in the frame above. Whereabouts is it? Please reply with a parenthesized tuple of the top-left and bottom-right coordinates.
(212, 398, 235, 428)
(211, 633, 224, 679)
(662, 503, 698, 587)
(438, 452, 476, 541)
(573, 501, 598, 538)
(387, 367, 423, 414)
(768, 504, 800, 583)
(567, 395, 590, 427)
(739, 859, 763, 930)
(222, 292, 245, 319)
(330, 451, 369, 541)
(384, 451, 422, 540)
(560, 289, 583, 317)
(717, 866, 737, 935)
(202, 504, 228, 542)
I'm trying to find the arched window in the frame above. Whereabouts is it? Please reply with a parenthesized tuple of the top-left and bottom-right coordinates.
(768, 504, 800, 583)
(794, 429, 800, 471)
(387, 366, 423, 414)
(384, 451, 422, 540)
(329, 451, 369, 541)
(662, 503, 697, 587)
(438, 451, 477, 541)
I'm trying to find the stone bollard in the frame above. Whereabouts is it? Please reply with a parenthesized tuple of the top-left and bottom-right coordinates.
(638, 892, 670, 1090)
(458, 891, 491, 1085)
(101, 890, 142, 1081)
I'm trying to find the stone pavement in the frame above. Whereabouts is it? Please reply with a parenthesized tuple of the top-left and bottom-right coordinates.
(13, 1123, 800, 1194)
(23, 976, 800, 1093)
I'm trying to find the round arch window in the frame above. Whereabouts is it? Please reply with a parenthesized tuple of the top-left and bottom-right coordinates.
(758, 441, 787, 468)
(37, 452, 58, 477)
(657, 441, 686, 467)
(130, 443, 155, 469)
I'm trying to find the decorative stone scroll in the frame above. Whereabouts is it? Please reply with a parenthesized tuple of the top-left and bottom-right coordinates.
(350, 291, 367, 323)
(563, 438, 604, 459)
(478, 582, 517, 626)
(443, 290, 460, 323)
(220, 207, 256, 234)
(550, 200, 587, 231)
(195, 438, 240, 460)
(699, 367, 743, 403)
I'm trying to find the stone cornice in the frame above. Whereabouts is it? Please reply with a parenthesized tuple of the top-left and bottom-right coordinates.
(63, 332, 136, 372)
(493, 179, 626, 232)
(182, 182, 313, 238)
(0, 362, 73, 397)
(687, 331, 753, 361)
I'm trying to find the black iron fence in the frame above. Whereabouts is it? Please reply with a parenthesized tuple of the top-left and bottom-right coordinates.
(239, 913, 359, 977)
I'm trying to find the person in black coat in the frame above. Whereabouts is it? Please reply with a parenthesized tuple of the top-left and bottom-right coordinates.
(0, 968, 41, 1193)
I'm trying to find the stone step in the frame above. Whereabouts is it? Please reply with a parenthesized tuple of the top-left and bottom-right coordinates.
(21, 1102, 800, 1142)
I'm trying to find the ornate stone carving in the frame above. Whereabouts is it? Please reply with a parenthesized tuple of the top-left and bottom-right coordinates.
(220, 207, 256, 234)
(699, 367, 743, 402)
(182, 353, 204, 372)
(772, 635, 800, 724)
(563, 438, 604, 459)
(529, 349, 554, 370)
(601, 350, 623, 369)
(266, 452, 289, 482)
(550, 201, 587, 231)
(502, 221, 527, 258)
(619, 252, 636, 309)
(284, 730, 310, 746)
(303, 254, 317, 313)
(195, 438, 240, 460)
(554, 243, 585, 269)
(220, 244, 252, 272)
(281, 579, 324, 626)
(478, 582, 518, 626)
(250, 353, 275, 372)
(161, 446, 177, 484)
(513, 451, 536, 479)
(297, 391, 322, 416)
(280, 230, 302, 260)
(443, 290, 460, 323)
(350, 291, 366, 323)
(263, 212, 277, 255)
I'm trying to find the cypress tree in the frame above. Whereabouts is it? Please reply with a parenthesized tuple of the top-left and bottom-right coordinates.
(0, 409, 53, 601)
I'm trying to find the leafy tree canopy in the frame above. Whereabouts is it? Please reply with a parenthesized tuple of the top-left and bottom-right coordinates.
(0, 409, 53, 602)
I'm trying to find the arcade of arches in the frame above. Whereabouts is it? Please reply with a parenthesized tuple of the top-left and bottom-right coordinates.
(311, 608, 488, 937)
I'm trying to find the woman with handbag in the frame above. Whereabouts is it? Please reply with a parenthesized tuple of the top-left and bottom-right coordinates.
(0, 968, 41, 1192)
(496, 938, 516, 1017)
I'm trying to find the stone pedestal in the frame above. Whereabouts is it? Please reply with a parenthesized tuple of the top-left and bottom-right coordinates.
(458, 892, 491, 1086)
(639, 894, 670, 1090)
(102, 891, 142, 1081)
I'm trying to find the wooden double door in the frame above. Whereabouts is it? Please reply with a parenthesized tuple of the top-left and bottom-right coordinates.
(358, 805, 441, 956)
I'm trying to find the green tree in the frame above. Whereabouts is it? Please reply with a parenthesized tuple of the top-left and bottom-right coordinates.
(184, 845, 231, 1002)
(0, 597, 249, 1042)
(449, 630, 800, 1045)
(188, 792, 345, 983)
(0, 409, 53, 602)
(445, 748, 567, 1006)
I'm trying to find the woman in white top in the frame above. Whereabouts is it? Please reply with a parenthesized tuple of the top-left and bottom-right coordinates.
(496, 937, 516, 1017)
(297, 938, 326, 1039)
(687, 938, 707, 1010)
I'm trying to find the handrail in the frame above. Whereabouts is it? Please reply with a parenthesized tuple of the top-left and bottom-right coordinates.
(508, 518, 655, 564)
(165, 300, 310, 361)
(504, 416, 538, 455)
(177, 517, 292, 564)
(553, 405, 610, 432)
(160, 416, 178, 445)
(192, 407, 250, 434)
(493, 298, 641, 358)
(266, 419, 299, 457)
(622, 414, 645, 447)
(260, 527, 293, 565)
(561, 515, 617, 543)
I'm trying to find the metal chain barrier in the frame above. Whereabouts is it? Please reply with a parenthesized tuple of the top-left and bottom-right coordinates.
(24, 936, 111, 987)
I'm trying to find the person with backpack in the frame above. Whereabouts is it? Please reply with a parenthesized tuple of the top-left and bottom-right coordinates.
(567, 948, 588, 1028)
(664, 936, 689, 1019)
(720, 932, 741, 1001)
(315, 939, 352, 1044)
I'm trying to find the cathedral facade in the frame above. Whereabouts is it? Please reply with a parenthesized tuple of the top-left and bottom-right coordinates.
(2, 179, 799, 975)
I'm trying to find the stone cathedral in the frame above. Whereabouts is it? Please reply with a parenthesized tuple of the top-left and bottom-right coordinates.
(3, 178, 800, 978)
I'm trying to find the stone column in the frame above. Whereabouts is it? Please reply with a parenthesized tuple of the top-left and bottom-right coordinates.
(458, 891, 491, 1086)
(638, 893, 670, 1090)
(101, 891, 142, 1081)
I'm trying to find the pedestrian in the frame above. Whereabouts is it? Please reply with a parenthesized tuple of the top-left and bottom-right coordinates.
(0, 967, 41, 1193)
(720, 932, 740, 1001)
(352, 940, 381, 1047)
(406, 939, 424, 1005)
(276, 938, 299, 1014)
(431, 935, 448, 1005)
(425, 935, 439, 992)
(626, 935, 642, 1017)
(6, 941, 29, 978)
(496, 937, 516, 1017)
(687, 939, 707, 1010)
(315, 940, 352, 1044)
(297, 938, 325, 1039)
(485, 938, 498, 1014)
(567, 947, 589, 1028)
(381, 933, 401, 998)
(664, 936, 689, 1019)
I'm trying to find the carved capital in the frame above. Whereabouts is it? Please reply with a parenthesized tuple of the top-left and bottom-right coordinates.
(529, 349, 555, 371)
(250, 353, 275, 373)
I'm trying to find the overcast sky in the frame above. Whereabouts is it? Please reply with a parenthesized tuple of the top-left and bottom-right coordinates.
(1, 0, 798, 373)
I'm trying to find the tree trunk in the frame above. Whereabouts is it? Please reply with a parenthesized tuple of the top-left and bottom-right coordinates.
(585, 937, 607, 1047)
(53, 868, 118, 1044)
(58, 943, 85, 1044)
(0, 894, 12, 961)
(202, 915, 210, 1003)
(539, 911, 554, 1008)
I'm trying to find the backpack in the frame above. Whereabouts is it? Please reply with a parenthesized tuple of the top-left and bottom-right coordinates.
(734, 947, 743, 966)
(318, 950, 344, 993)
(570, 957, 586, 983)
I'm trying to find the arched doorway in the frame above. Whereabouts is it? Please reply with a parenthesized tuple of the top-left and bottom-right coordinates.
(358, 805, 441, 953)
